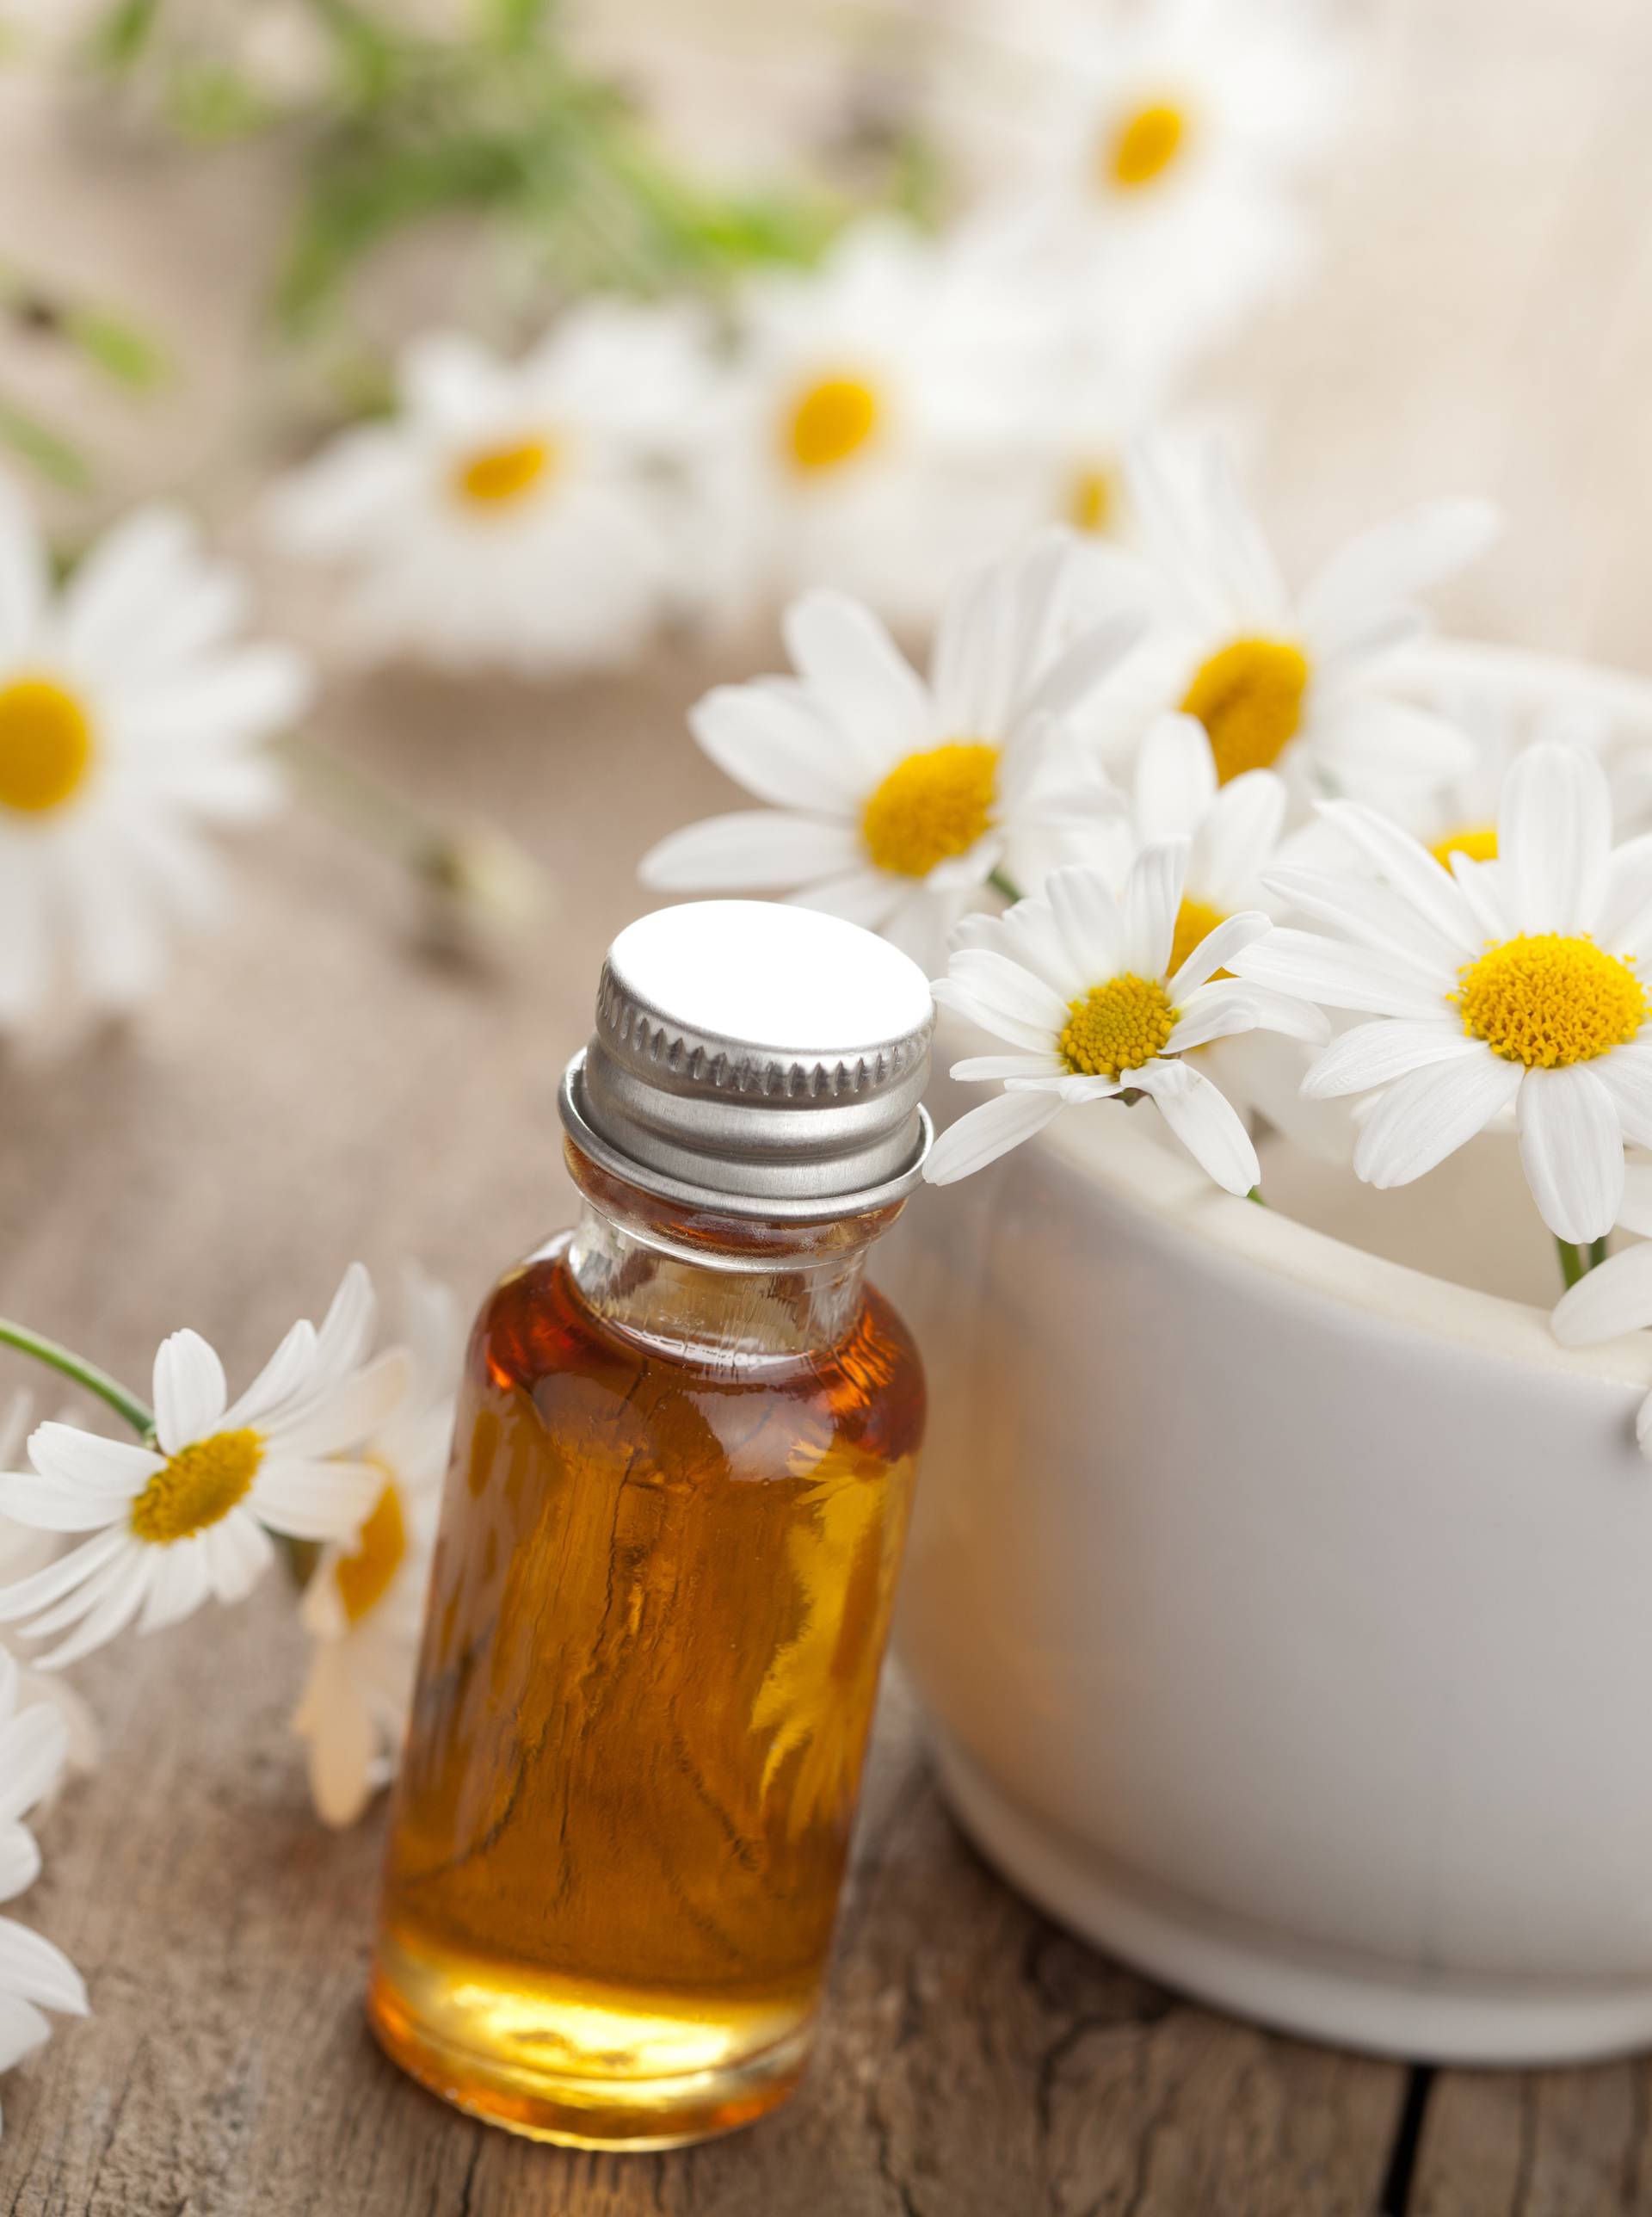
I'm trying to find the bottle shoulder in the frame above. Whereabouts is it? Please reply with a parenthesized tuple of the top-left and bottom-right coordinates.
(469, 1234, 926, 1468)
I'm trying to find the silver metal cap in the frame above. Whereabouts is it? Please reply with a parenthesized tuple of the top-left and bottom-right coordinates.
(559, 901, 935, 1220)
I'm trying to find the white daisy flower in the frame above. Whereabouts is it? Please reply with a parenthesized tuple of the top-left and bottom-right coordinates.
(1550, 1165, 1652, 1454)
(1232, 744, 1652, 1243)
(0, 1266, 411, 1669)
(1076, 442, 1500, 813)
(0, 1649, 88, 2129)
(0, 482, 306, 1028)
(639, 533, 1143, 967)
(718, 219, 1063, 625)
(976, 0, 1351, 374)
(1088, 710, 1347, 1160)
(293, 1268, 459, 1830)
(924, 846, 1317, 1192)
(265, 305, 717, 675)
(0, 1396, 97, 1778)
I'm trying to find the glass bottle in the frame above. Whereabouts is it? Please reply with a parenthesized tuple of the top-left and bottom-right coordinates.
(369, 900, 934, 2150)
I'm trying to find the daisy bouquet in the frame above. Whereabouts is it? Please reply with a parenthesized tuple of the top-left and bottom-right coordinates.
(0, 1257, 465, 2125)
(640, 434, 1652, 1404)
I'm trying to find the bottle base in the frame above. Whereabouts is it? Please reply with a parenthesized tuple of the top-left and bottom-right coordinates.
(367, 1971, 815, 2151)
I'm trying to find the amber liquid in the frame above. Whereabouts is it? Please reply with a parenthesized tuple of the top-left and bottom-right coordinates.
(369, 1234, 924, 2147)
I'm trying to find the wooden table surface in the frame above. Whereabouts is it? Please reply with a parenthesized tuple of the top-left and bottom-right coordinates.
(3, 0, 1652, 2208)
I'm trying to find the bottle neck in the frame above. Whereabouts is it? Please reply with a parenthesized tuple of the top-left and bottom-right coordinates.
(562, 1145, 901, 1367)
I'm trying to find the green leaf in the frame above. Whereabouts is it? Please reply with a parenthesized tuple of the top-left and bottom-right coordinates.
(89, 0, 163, 71)
(64, 307, 168, 389)
(0, 395, 92, 491)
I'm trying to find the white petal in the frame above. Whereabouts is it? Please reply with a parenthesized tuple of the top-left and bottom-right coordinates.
(25, 1424, 158, 1499)
(1122, 840, 1187, 979)
(788, 870, 904, 931)
(687, 682, 863, 813)
(781, 590, 931, 760)
(922, 1090, 1065, 1184)
(930, 979, 1057, 1055)
(297, 1648, 378, 1830)
(1229, 929, 1450, 1021)
(1311, 801, 1482, 956)
(1134, 713, 1215, 843)
(32, 1547, 151, 1670)
(949, 1053, 1066, 1081)
(251, 1458, 380, 1542)
(1131, 1060, 1261, 1195)
(1314, 696, 1476, 791)
(266, 1350, 411, 1461)
(1016, 608, 1144, 729)
(135, 1535, 213, 1635)
(308, 1262, 379, 1401)
(1303, 1019, 1480, 1099)
(0, 1917, 87, 2016)
(1298, 498, 1500, 654)
(1618, 1159, 1652, 1238)
(218, 1320, 317, 1433)
(1264, 862, 1469, 976)
(0, 1705, 65, 1828)
(941, 948, 1069, 1035)
(1353, 1053, 1524, 1189)
(1596, 1049, 1652, 1153)
(1551, 1241, 1652, 1348)
(151, 1330, 228, 1455)
(1168, 910, 1271, 1001)
(1043, 868, 1128, 985)
(0, 1526, 128, 1626)
(0, 1989, 51, 2071)
(0, 1825, 40, 1905)
(1596, 834, 1652, 960)
(638, 812, 865, 892)
(202, 1509, 275, 1602)
(1193, 769, 1286, 909)
(1518, 1063, 1625, 1243)
(1499, 744, 1613, 936)
(0, 1475, 126, 1533)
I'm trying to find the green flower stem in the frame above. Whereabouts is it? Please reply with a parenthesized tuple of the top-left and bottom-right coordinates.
(1556, 1235, 1611, 1291)
(1247, 1187, 1267, 1207)
(988, 867, 1024, 905)
(0, 1320, 154, 1440)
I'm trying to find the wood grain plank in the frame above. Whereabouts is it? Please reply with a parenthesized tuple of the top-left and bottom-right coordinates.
(1411, 2068, 1652, 2217)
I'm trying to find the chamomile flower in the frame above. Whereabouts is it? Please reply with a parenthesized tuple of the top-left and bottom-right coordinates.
(0, 483, 306, 1028)
(0, 1651, 88, 2127)
(924, 846, 1314, 1192)
(293, 1269, 459, 1829)
(1075, 443, 1498, 813)
(1088, 711, 1345, 1158)
(1232, 745, 1652, 1242)
(639, 534, 1143, 967)
(266, 306, 716, 674)
(981, 0, 1350, 372)
(718, 220, 1061, 624)
(1550, 1165, 1652, 1454)
(0, 1266, 411, 1669)
(0, 1398, 97, 1777)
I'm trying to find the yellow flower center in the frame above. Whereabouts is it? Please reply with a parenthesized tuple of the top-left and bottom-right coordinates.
(1453, 934, 1646, 1067)
(1180, 637, 1311, 786)
(0, 676, 95, 817)
(1059, 974, 1178, 1079)
(786, 375, 881, 474)
(1106, 99, 1188, 191)
(1431, 824, 1498, 868)
(1169, 896, 1226, 981)
(453, 436, 555, 509)
(130, 1428, 262, 1546)
(861, 741, 997, 878)
(335, 1479, 407, 1626)
(1068, 464, 1117, 535)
